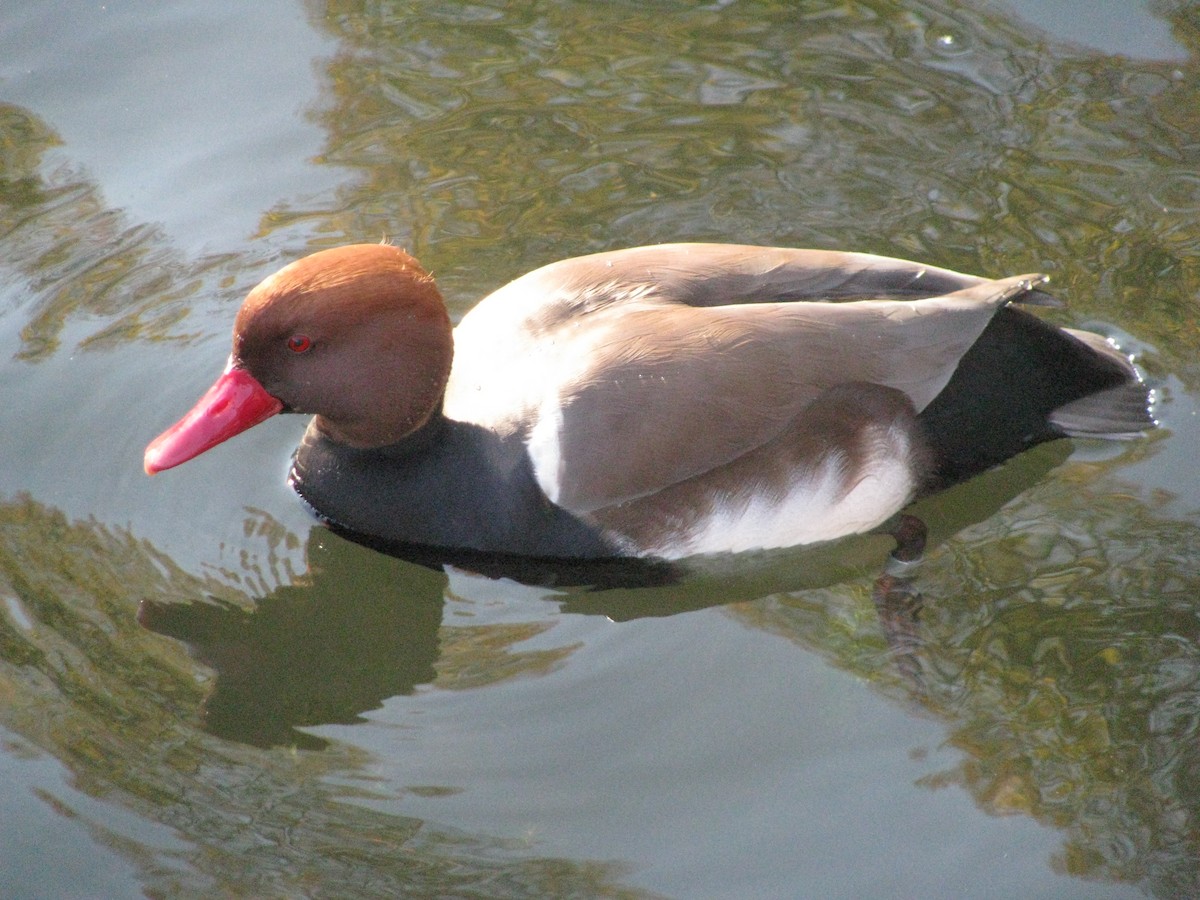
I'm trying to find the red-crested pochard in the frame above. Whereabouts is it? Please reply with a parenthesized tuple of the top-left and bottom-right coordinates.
(145, 243, 1154, 560)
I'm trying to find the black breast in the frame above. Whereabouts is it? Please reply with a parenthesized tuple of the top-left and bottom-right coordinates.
(288, 416, 621, 559)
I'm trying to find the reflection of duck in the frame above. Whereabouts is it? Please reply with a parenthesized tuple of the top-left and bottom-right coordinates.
(145, 243, 1152, 560)
(136, 441, 1072, 747)
(138, 533, 445, 749)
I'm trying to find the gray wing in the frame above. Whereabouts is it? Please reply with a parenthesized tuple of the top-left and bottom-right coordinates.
(507, 243, 993, 315)
(531, 273, 1046, 512)
(447, 244, 1032, 425)
(498, 242, 1058, 310)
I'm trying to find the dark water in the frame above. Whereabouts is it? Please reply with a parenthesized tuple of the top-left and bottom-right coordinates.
(2, 1, 1199, 897)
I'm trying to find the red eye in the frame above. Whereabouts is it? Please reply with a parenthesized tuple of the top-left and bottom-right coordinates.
(287, 335, 312, 353)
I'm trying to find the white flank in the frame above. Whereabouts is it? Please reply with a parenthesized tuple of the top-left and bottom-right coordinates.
(646, 423, 918, 559)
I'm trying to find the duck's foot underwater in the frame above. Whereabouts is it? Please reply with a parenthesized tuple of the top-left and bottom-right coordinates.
(871, 513, 928, 687)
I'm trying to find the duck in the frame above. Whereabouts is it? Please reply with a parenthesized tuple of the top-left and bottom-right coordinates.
(145, 242, 1154, 561)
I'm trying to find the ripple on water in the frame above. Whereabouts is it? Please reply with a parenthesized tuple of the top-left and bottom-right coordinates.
(924, 23, 976, 59)
(1149, 172, 1200, 214)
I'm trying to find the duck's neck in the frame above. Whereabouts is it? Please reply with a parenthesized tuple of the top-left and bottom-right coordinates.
(310, 399, 448, 452)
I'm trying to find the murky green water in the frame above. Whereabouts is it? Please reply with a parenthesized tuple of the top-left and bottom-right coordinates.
(2, 1, 1199, 896)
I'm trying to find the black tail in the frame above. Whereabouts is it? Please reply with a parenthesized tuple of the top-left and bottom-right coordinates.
(917, 306, 1154, 491)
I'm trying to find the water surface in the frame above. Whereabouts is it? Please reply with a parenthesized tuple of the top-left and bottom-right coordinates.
(2, 1, 1199, 897)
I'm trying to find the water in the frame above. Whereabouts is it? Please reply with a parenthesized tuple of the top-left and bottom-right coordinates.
(2, 0, 1198, 896)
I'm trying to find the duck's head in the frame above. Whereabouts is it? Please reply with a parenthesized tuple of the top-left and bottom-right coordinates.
(144, 244, 453, 474)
